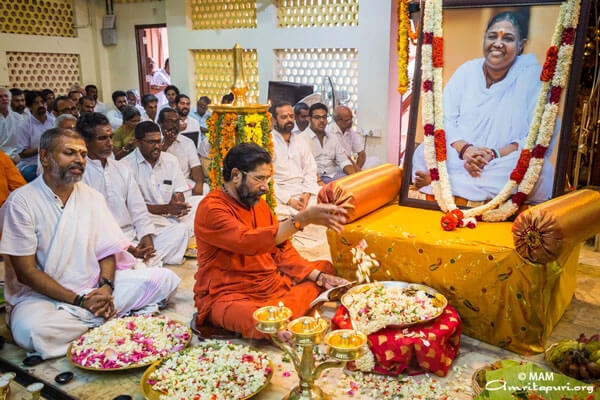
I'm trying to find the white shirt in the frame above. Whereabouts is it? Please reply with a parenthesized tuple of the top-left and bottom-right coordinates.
(106, 109, 123, 130)
(94, 101, 108, 115)
(299, 127, 351, 178)
(179, 116, 200, 134)
(141, 112, 158, 123)
(326, 122, 364, 156)
(83, 157, 156, 239)
(164, 134, 201, 179)
(198, 136, 210, 159)
(272, 129, 320, 205)
(16, 113, 55, 168)
(0, 110, 23, 162)
(121, 148, 188, 205)
(191, 109, 211, 128)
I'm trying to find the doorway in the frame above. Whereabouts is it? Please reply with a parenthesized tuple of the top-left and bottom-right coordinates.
(135, 24, 170, 98)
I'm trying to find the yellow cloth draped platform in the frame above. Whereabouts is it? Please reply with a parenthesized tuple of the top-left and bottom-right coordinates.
(327, 204, 578, 355)
(322, 164, 600, 355)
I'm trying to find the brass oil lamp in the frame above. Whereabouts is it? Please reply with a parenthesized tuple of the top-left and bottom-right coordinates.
(254, 304, 368, 400)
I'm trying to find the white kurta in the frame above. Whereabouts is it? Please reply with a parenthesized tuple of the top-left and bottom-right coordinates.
(0, 177, 180, 358)
(164, 135, 201, 179)
(0, 110, 23, 162)
(106, 109, 123, 130)
(83, 157, 188, 265)
(15, 114, 55, 169)
(179, 116, 200, 135)
(299, 127, 351, 179)
(326, 122, 380, 170)
(272, 129, 320, 216)
(121, 149, 195, 233)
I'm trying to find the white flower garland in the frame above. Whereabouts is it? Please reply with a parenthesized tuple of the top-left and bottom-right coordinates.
(421, 0, 580, 223)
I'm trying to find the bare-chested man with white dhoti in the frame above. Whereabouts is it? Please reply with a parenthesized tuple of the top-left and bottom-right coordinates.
(0, 128, 180, 359)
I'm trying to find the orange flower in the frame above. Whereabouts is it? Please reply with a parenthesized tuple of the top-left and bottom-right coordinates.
(434, 129, 446, 162)
(432, 37, 444, 68)
(540, 46, 558, 82)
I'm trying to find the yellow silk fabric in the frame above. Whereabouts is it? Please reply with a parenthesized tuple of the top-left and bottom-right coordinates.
(513, 189, 600, 263)
(327, 205, 579, 355)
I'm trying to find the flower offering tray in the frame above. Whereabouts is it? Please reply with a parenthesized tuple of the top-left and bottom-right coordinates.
(67, 316, 191, 371)
(341, 281, 448, 334)
(140, 340, 273, 400)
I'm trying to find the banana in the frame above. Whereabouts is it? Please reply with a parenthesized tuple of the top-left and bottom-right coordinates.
(584, 340, 600, 354)
(589, 349, 600, 362)
(548, 339, 579, 363)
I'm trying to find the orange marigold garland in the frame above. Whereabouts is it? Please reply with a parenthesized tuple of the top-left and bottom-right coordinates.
(397, 0, 410, 95)
(206, 109, 277, 210)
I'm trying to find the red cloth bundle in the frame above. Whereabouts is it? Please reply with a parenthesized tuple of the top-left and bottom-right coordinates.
(331, 305, 462, 377)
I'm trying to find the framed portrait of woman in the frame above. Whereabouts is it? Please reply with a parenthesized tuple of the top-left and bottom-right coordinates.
(400, 0, 592, 213)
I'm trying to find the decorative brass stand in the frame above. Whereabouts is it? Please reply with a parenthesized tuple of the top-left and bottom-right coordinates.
(253, 305, 367, 400)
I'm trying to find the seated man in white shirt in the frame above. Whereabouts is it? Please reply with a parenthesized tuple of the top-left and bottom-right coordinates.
(0, 87, 23, 163)
(299, 103, 356, 184)
(292, 102, 309, 134)
(0, 127, 180, 359)
(326, 105, 380, 171)
(106, 90, 128, 130)
(141, 94, 159, 123)
(78, 112, 188, 266)
(270, 102, 320, 217)
(158, 107, 206, 196)
(121, 121, 194, 236)
(191, 95, 211, 135)
(85, 84, 108, 115)
(175, 94, 200, 135)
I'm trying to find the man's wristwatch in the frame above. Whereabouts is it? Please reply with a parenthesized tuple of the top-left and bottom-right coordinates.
(290, 215, 303, 231)
(99, 277, 115, 292)
(315, 271, 324, 287)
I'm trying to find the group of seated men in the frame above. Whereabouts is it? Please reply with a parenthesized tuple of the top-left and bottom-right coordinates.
(0, 82, 372, 358)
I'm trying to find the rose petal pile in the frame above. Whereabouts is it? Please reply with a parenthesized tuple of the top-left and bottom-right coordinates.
(70, 315, 191, 369)
(147, 340, 272, 400)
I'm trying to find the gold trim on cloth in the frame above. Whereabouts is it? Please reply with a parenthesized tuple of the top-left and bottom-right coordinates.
(513, 189, 600, 263)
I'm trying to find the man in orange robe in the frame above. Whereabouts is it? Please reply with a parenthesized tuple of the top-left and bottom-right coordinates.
(0, 150, 26, 208)
(194, 142, 350, 339)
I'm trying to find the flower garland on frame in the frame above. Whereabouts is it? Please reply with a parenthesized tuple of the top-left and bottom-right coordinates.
(421, 0, 580, 229)
(397, 0, 410, 94)
(206, 110, 276, 210)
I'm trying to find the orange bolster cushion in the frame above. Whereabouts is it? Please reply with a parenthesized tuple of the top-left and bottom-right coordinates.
(512, 189, 600, 263)
(317, 163, 402, 224)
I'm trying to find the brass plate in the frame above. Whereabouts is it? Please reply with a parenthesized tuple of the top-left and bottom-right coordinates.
(140, 344, 273, 400)
(341, 281, 448, 329)
(67, 318, 191, 371)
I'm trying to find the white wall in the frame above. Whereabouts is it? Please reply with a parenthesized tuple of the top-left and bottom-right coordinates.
(0, 0, 100, 90)
(163, 0, 395, 162)
(0, 0, 398, 163)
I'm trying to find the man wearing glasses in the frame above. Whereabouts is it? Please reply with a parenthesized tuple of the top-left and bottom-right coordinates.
(121, 121, 192, 242)
(193, 142, 350, 342)
(270, 102, 320, 218)
(300, 103, 355, 184)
